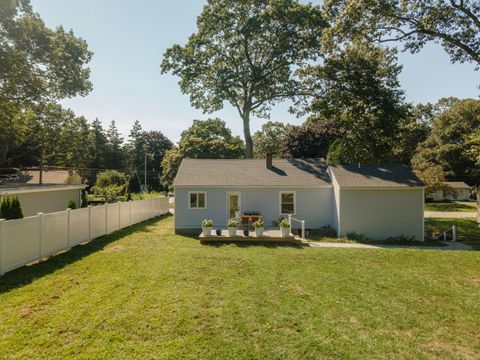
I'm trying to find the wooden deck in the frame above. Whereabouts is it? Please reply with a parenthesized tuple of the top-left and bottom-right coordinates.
(199, 229, 307, 245)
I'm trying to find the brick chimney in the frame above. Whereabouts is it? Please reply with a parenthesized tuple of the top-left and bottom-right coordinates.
(266, 153, 273, 169)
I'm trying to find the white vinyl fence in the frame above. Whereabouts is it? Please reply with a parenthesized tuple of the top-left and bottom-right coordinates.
(0, 197, 169, 276)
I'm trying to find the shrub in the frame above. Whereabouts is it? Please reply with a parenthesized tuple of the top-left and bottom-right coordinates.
(93, 170, 127, 203)
(64, 171, 82, 185)
(0, 197, 23, 220)
(253, 218, 264, 228)
(227, 218, 238, 228)
(346, 232, 368, 241)
(385, 234, 416, 243)
(279, 218, 290, 228)
(67, 198, 77, 209)
(81, 190, 88, 208)
(202, 219, 214, 227)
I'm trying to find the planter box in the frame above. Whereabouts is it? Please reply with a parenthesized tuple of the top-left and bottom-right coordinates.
(202, 227, 212, 237)
(280, 227, 290, 237)
(228, 227, 237, 237)
(255, 227, 264, 237)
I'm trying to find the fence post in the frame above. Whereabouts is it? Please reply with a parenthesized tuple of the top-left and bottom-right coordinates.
(0, 219, 5, 276)
(38, 213, 44, 261)
(105, 204, 108, 235)
(88, 205, 92, 241)
(301, 220, 305, 240)
(129, 201, 132, 226)
(452, 225, 456, 242)
(66, 208, 71, 249)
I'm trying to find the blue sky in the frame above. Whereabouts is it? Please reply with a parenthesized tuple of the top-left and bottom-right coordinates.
(31, 0, 479, 143)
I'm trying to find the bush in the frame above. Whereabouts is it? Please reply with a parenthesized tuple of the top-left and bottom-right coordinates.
(385, 234, 416, 243)
(81, 190, 88, 207)
(0, 197, 23, 220)
(346, 232, 368, 241)
(93, 170, 127, 203)
(67, 198, 77, 209)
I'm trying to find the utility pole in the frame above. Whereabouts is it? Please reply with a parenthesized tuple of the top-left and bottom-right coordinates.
(144, 155, 147, 193)
(39, 141, 44, 185)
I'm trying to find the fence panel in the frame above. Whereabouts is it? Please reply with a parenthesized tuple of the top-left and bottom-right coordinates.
(120, 202, 131, 228)
(70, 207, 90, 246)
(107, 203, 120, 234)
(0, 197, 169, 276)
(2, 216, 40, 273)
(90, 205, 106, 238)
(43, 211, 69, 257)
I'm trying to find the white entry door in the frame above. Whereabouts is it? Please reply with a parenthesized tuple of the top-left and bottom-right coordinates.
(227, 192, 241, 219)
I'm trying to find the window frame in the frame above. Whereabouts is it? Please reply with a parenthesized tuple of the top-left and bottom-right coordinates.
(188, 191, 207, 210)
(279, 191, 296, 216)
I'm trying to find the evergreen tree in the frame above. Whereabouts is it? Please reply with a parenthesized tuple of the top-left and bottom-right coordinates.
(105, 120, 124, 170)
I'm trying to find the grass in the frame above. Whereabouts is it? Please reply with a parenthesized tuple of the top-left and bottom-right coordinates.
(425, 217, 480, 249)
(424, 201, 477, 212)
(1, 215, 480, 359)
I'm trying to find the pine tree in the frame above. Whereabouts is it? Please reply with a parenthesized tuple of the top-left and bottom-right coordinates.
(106, 120, 124, 170)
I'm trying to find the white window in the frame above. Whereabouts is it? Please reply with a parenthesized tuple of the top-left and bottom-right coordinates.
(279, 191, 295, 215)
(188, 192, 206, 209)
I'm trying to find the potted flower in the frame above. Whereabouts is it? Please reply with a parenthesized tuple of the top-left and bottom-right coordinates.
(227, 218, 238, 237)
(279, 218, 290, 237)
(253, 218, 265, 237)
(201, 219, 214, 236)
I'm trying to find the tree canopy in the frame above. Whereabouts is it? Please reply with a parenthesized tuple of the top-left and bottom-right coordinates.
(161, 0, 326, 158)
(253, 121, 292, 158)
(323, 0, 480, 70)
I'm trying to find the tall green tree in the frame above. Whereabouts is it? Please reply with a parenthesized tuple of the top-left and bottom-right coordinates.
(412, 98, 480, 178)
(323, 0, 480, 70)
(88, 118, 108, 170)
(142, 130, 173, 190)
(253, 121, 292, 158)
(105, 120, 124, 170)
(161, 119, 244, 187)
(161, 0, 326, 158)
(0, 0, 92, 164)
(126, 120, 145, 171)
(297, 42, 409, 163)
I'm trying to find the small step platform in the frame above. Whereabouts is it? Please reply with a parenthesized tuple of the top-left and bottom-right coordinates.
(199, 229, 307, 245)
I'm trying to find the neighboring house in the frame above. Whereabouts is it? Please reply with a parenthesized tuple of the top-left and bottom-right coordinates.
(428, 182, 471, 201)
(173, 156, 425, 240)
(0, 184, 86, 217)
(16, 169, 74, 184)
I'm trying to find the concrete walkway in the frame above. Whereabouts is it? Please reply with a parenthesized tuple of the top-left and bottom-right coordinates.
(425, 211, 477, 219)
(308, 241, 473, 251)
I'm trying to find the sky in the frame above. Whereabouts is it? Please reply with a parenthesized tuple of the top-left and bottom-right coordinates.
(30, 0, 479, 143)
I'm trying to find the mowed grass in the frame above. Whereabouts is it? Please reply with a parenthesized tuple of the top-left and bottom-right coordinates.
(1, 215, 480, 359)
(425, 201, 477, 212)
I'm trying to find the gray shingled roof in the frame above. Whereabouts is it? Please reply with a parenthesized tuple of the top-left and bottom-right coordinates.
(444, 181, 470, 189)
(173, 158, 331, 187)
(329, 164, 424, 188)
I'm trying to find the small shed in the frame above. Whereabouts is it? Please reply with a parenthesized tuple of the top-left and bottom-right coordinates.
(428, 182, 471, 201)
(0, 184, 86, 217)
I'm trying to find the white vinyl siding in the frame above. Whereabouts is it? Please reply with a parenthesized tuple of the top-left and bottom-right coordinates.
(338, 188, 424, 240)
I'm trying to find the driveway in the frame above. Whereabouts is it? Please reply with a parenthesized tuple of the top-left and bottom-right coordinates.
(425, 211, 477, 219)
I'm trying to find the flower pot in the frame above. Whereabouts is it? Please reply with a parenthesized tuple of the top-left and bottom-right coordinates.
(228, 227, 237, 237)
(280, 227, 290, 237)
(202, 227, 212, 236)
(255, 227, 264, 237)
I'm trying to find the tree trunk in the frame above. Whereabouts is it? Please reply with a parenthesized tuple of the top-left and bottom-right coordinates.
(242, 113, 253, 159)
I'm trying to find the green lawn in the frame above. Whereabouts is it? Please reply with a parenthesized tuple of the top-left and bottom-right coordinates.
(424, 201, 477, 212)
(425, 217, 480, 249)
(1, 215, 480, 359)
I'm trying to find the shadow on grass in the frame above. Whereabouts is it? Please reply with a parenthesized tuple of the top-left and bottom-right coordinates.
(0, 214, 171, 295)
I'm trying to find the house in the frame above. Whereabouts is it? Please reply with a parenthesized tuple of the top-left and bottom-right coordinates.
(16, 169, 74, 184)
(0, 184, 86, 217)
(428, 182, 471, 201)
(173, 156, 425, 240)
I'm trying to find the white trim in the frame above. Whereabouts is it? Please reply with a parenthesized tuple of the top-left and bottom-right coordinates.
(422, 187, 425, 241)
(335, 186, 425, 190)
(226, 192, 241, 220)
(0, 184, 87, 196)
(279, 191, 296, 216)
(328, 168, 342, 238)
(188, 191, 207, 210)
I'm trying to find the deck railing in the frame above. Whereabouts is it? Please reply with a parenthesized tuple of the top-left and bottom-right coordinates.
(288, 215, 305, 240)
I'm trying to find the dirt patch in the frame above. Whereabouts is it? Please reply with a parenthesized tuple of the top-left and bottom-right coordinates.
(103, 245, 125, 253)
(292, 284, 311, 296)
